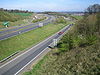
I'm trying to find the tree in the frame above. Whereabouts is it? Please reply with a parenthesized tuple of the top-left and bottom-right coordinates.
(85, 4, 100, 15)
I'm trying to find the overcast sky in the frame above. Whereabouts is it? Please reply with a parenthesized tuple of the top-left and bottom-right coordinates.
(0, 0, 100, 12)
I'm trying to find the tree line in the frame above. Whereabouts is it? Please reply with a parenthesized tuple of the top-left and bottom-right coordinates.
(0, 8, 33, 13)
(85, 4, 100, 15)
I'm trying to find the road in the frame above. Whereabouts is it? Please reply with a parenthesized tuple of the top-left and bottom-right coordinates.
(0, 24, 73, 75)
(0, 15, 55, 40)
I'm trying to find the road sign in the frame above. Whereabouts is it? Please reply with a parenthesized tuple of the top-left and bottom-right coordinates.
(3, 21, 9, 27)
(53, 39, 57, 46)
(39, 23, 43, 27)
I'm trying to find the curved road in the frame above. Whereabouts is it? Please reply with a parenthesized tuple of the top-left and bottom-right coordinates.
(0, 15, 55, 40)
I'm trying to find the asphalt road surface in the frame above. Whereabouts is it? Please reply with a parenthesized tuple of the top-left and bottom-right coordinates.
(0, 24, 73, 75)
(0, 15, 55, 40)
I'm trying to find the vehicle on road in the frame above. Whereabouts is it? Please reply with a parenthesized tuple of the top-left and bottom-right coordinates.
(58, 31, 64, 35)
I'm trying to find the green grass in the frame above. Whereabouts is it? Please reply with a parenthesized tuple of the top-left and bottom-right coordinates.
(24, 42, 100, 75)
(23, 25, 100, 75)
(72, 15, 83, 20)
(0, 23, 69, 61)
(16, 13, 32, 16)
(23, 48, 58, 75)
(24, 56, 49, 75)
(0, 11, 24, 22)
(0, 11, 33, 28)
(14, 13, 32, 16)
(23, 13, 100, 75)
(32, 17, 46, 23)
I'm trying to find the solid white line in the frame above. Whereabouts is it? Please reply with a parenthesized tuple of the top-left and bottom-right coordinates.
(0, 16, 52, 41)
(0, 26, 56, 68)
(14, 25, 72, 75)
(0, 24, 70, 69)
(14, 47, 48, 75)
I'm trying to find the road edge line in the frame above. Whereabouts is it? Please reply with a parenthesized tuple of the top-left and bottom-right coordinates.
(14, 47, 48, 75)
(0, 24, 70, 69)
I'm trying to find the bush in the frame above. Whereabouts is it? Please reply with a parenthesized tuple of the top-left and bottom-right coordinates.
(57, 34, 73, 52)
(57, 43, 69, 52)
(72, 35, 83, 47)
(86, 35, 98, 45)
(57, 13, 99, 52)
(32, 17, 46, 23)
(55, 17, 67, 24)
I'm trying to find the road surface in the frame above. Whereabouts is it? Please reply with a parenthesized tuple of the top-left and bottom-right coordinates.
(0, 24, 73, 75)
(0, 15, 55, 40)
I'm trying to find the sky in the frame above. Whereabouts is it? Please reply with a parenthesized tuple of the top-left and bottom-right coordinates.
(0, 0, 100, 12)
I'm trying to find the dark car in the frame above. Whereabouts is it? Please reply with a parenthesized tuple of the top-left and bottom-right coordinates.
(58, 32, 64, 35)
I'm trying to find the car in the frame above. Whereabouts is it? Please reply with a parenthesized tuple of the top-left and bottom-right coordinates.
(58, 32, 64, 35)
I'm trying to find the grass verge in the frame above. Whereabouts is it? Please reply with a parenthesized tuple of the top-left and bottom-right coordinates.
(32, 17, 46, 23)
(23, 41, 100, 75)
(0, 22, 70, 61)
(23, 14, 100, 75)
(71, 15, 83, 20)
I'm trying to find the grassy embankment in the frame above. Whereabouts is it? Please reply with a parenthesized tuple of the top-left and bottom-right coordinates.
(24, 13, 100, 75)
(32, 17, 46, 23)
(0, 11, 33, 28)
(0, 19, 72, 61)
(71, 15, 83, 20)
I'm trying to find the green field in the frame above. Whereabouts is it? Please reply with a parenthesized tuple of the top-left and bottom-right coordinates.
(0, 23, 70, 61)
(0, 11, 33, 28)
(32, 17, 46, 23)
(14, 13, 32, 16)
(0, 11, 32, 22)
(72, 15, 83, 20)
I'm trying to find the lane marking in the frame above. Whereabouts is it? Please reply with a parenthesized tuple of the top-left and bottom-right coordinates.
(14, 47, 48, 75)
(0, 26, 57, 68)
(0, 24, 70, 69)
(0, 16, 53, 41)
(14, 25, 72, 75)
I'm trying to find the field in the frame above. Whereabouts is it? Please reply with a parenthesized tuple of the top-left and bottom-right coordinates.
(74, 15, 83, 19)
(70, 15, 83, 20)
(0, 22, 70, 61)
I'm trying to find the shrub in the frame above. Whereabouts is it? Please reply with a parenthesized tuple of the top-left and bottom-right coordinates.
(72, 35, 83, 47)
(57, 34, 74, 52)
(57, 43, 69, 52)
(55, 17, 67, 24)
(86, 35, 98, 45)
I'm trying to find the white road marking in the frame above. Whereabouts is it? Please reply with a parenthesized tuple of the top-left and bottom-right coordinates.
(0, 26, 58, 68)
(0, 24, 71, 71)
(14, 25, 71, 75)
(14, 47, 48, 75)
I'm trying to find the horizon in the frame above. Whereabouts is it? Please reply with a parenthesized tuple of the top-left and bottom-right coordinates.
(0, 0, 100, 12)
